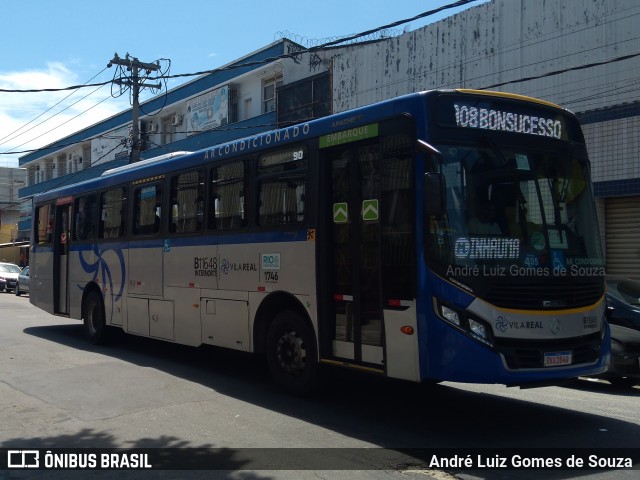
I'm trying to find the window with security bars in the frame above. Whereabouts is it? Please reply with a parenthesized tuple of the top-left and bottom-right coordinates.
(263, 76, 282, 113)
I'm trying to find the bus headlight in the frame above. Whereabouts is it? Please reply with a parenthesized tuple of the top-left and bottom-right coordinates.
(469, 318, 492, 345)
(434, 298, 495, 348)
(440, 305, 461, 326)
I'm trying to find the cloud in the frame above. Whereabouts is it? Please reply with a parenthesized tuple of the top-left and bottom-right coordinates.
(0, 62, 128, 166)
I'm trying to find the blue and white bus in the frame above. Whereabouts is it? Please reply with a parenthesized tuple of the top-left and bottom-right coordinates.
(29, 89, 610, 394)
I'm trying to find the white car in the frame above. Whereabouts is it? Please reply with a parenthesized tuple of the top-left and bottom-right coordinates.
(0, 262, 21, 293)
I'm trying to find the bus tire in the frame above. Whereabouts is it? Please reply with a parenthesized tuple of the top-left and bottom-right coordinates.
(83, 290, 108, 345)
(266, 310, 319, 396)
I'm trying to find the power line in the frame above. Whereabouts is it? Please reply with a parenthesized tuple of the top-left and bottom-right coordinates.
(1, 95, 113, 155)
(0, 67, 108, 147)
(480, 51, 640, 90)
(1, 86, 112, 155)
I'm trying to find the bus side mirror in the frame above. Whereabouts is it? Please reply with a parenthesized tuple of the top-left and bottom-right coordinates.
(417, 140, 446, 216)
(424, 172, 446, 217)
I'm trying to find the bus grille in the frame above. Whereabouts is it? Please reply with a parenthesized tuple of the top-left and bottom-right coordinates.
(495, 332, 602, 370)
(483, 281, 604, 310)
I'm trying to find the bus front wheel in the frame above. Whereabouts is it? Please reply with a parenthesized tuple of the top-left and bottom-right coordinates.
(83, 290, 108, 345)
(266, 311, 319, 396)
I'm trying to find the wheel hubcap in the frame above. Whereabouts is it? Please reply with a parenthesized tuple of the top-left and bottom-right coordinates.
(276, 329, 306, 375)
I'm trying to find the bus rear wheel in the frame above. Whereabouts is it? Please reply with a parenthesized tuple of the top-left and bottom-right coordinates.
(83, 290, 108, 345)
(266, 311, 319, 396)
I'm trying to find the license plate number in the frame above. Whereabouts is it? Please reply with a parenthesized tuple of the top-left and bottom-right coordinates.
(544, 351, 572, 367)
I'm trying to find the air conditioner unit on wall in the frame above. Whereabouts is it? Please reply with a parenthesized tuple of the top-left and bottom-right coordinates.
(171, 114, 183, 126)
(148, 122, 158, 133)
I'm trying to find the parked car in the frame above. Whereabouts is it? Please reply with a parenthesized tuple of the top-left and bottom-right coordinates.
(0, 263, 22, 293)
(601, 277, 640, 387)
(15, 266, 30, 296)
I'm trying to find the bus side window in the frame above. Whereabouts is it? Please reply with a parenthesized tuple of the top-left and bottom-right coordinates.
(133, 184, 162, 235)
(34, 204, 53, 244)
(170, 169, 205, 234)
(73, 194, 97, 241)
(99, 188, 127, 239)
(209, 160, 246, 231)
(256, 146, 307, 227)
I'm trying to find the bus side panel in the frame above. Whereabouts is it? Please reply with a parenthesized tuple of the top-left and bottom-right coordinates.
(164, 242, 218, 346)
(30, 247, 54, 315)
(68, 243, 128, 327)
(217, 238, 315, 295)
(222, 238, 316, 351)
(68, 246, 95, 321)
(201, 291, 250, 351)
(217, 242, 260, 291)
(128, 241, 163, 297)
(165, 286, 202, 347)
(164, 243, 218, 291)
(103, 244, 127, 327)
(384, 305, 420, 382)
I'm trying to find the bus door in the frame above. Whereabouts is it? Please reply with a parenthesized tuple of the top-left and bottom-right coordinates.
(321, 139, 385, 368)
(53, 198, 73, 315)
(319, 120, 416, 375)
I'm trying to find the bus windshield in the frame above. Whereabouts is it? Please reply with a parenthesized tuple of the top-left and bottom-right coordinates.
(428, 140, 605, 284)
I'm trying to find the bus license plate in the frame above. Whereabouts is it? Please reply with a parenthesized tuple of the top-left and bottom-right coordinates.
(543, 351, 572, 367)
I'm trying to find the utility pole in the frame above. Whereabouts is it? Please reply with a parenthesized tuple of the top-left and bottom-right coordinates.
(108, 53, 161, 163)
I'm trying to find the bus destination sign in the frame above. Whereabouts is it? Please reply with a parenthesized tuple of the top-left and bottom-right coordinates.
(453, 103, 563, 139)
(435, 95, 572, 141)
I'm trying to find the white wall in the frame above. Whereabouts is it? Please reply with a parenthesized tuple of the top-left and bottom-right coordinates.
(331, 0, 640, 113)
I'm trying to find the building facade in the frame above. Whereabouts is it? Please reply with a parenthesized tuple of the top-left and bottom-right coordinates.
(0, 167, 27, 263)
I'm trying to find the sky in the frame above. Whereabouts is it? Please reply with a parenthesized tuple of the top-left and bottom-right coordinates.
(0, 0, 487, 168)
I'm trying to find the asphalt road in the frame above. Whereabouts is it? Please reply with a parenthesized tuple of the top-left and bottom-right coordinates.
(0, 292, 638, 480)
